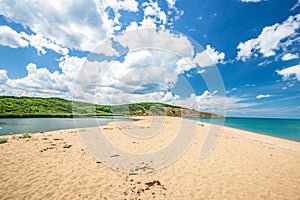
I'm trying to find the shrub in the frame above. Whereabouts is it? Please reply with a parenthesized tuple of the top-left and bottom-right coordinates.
(22, 133, 31, 138)
(0, 138, 8, 144)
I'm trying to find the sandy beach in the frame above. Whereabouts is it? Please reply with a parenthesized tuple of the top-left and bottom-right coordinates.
(0, 116, 299, 199)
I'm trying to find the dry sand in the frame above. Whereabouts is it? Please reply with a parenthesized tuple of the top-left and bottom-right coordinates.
(0, 116, 299, 199)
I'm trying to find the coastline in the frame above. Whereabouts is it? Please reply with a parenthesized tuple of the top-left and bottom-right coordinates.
(0, 116, 299, 199)
(219, 123, 300, 151)
(192, 117, 300, 143)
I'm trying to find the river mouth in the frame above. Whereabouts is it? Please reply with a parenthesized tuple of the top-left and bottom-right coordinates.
(0, 117, 132, 136)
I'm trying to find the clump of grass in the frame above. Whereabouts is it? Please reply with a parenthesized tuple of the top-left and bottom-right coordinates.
(0, 138, 8, 144)
(8, 132, 16, 139)
(21, 133, 31, 138)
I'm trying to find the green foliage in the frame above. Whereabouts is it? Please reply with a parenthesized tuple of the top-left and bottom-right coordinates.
(129, 105, 146, 116)
(0, 96, 223, 118)
(0, 138, 8, 144)
(0, 96, 73, 115)
(95, 105, 112, 113)
(21, 133, 31, 138)
(0, 96, 113, 117)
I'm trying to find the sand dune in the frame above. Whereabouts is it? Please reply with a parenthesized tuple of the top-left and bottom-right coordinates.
(0, 116, 299, 199)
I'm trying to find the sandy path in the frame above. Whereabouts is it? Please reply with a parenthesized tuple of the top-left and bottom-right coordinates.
(0, 116, 299, 199)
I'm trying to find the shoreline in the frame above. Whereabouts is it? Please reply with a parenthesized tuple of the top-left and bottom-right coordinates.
(0, 116, 299, 199)
(224, 125, 300, 144)
(1, 116, 299, 143)
(189, 117, 300, 143)
(219, 123, 300, 151)
(2, 118, 299, 148)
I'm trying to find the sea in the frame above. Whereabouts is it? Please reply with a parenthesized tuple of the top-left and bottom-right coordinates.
(190, 117, 300, 142)
(0, 117, 299, 142)
(0, 117, 123, 136)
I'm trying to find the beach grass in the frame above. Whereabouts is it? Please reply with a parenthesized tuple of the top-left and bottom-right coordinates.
(21, 133, 31, 138)
(0, 137, 8, 144)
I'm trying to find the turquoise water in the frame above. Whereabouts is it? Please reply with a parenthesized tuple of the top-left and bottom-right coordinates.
(0, 117, 123, 136)
(190, 117, 300, 142)
(1, 117, 299, 142)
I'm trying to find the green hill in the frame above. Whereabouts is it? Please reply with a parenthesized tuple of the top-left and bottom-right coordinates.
(0, 96, 223, 118)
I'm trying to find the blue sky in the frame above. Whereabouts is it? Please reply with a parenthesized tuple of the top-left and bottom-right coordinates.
(0, 0, 299, 118)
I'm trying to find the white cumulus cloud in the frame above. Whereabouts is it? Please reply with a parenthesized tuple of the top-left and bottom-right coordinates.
(143, 1, 167, 25)
(4, 63, 67, 97)
(0, 0, 113, 53)
(0, 69, 9, 84)
(237, 14, 300, 61)
(276, 64, 300, 81)
(100, 0, 139, 32)
(0, 56, 109, 101)
(124, 0, 183, 31)
(176, 45, 225, 70)
(256, 94, 271, 99)
(21, 32, 69, 55)
(240, 0, 263, 2)
(0, 25, 68, 55)
(0, 29, 226, 111)
(101, 0, 139, 12)
(166, 0, 176, 8)
(0, 26, 28, 48)
(175, 91, 256, 115)
(115, 29, 194, 57)
(194, 45, 225, 67)
(281, 53, 299, 61)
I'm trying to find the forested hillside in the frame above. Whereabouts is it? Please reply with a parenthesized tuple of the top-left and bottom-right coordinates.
(0, 96, 223, 118)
